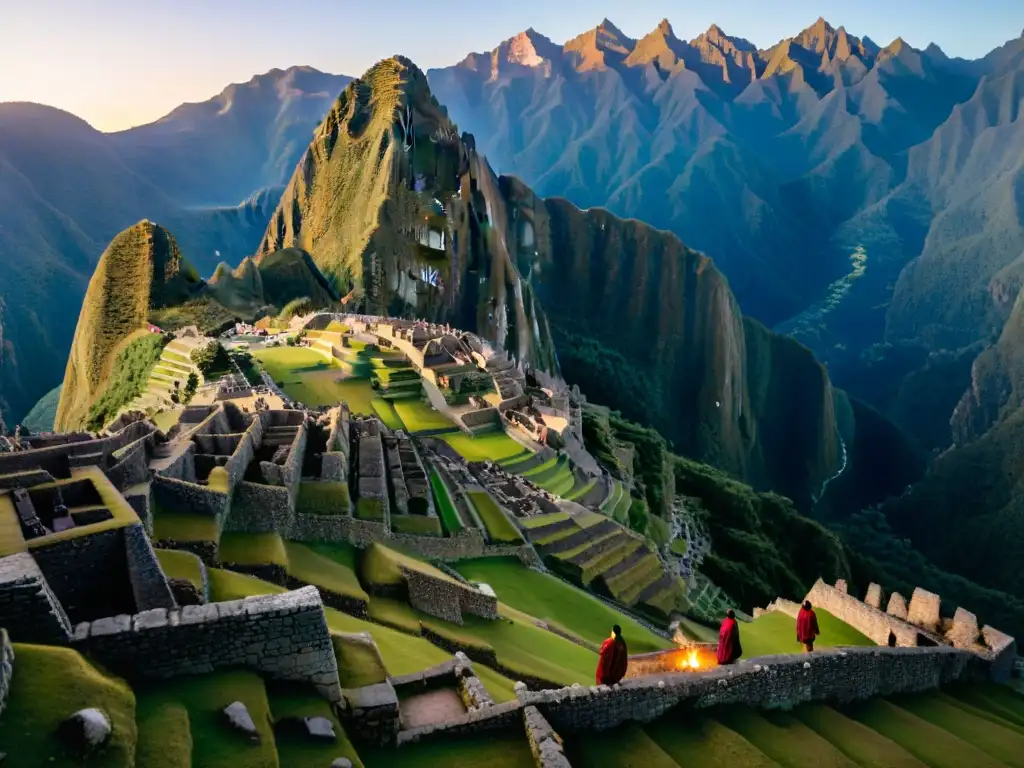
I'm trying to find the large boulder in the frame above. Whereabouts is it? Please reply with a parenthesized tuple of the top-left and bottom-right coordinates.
(57, 708, 111, 756)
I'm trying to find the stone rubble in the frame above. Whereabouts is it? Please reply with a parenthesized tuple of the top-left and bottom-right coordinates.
(222, 701, 259, 742)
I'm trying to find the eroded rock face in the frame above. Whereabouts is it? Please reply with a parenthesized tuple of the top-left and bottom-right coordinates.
(57, 708, 111, 756)
(887, 592, 908, 620)
(222, 701, 259, 743)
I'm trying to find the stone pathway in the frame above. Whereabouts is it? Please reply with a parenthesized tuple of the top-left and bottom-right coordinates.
(398, 688, 467, 730)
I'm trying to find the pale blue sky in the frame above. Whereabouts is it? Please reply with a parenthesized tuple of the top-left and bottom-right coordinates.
(1, 0, 1020, 131)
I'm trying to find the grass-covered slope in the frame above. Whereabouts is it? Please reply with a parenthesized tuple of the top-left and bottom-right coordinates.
(55, 220, 198, 430)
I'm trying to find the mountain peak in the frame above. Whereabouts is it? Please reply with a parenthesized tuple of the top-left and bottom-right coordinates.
(565, 17, 635, 68)
(501, 27, 559, 67)
(656, 18, 674, 37)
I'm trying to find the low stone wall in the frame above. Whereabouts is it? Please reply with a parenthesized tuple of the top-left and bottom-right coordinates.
(152, 474, 228, 517)
(123, 524, 176, 611)
(518, 646, 991, 734)
(226, 481, 292, 533)
(224, 415, 264, 490)
(396, 700, 523, 747)
(289, 513, 389, 546)
(321, 451, 347, 482)
(805, 579, 921, 647)
(106, 438, 150, 491)
(980, 625, 1018, 682)
(74, 586, 342, 702)
(0, 628, 12, 716)
(0, 553, 73, 643)
(123, 485, 152, 534)
(623, 646, 717, 679)
(524, 705, 571, 768)
(32, 528, 137, 624)
(340, 681, 400, 745)
(0, 469, 55, 490)
(401, 566, 498, 625)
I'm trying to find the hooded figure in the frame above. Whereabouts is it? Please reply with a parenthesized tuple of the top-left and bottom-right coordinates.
(596, 625, 628, 685)
(717, 610, 742, 664)
(797, 600, 820, 652)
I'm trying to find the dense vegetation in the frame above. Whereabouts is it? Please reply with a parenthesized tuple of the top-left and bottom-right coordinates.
(86, 334, 166, 430)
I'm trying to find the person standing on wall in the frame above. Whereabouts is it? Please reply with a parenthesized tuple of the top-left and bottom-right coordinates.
(717, 609, 743, 664)
(596, 624, 629, 685)
(797, 600, 820, 653)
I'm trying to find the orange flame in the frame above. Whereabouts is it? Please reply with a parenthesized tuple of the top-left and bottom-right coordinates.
(677, 649, 702, 670)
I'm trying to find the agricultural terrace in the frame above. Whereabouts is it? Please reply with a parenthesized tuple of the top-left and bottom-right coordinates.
(564, 684, 1024, 768)
(251, 346, 376, 411)
(441, 430, 528, 462)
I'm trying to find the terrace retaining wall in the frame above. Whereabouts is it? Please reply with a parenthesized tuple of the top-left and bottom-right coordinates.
(123, 523, 177, 611)
(0, 552, 73, 643)
(226, 481, 293, 533)
(518, 646, 991, 733)
(401, 566, 498, 625)
(152, 474, 228, 517)
(0, 629, 12, 717)
(73, 585, 342, 701)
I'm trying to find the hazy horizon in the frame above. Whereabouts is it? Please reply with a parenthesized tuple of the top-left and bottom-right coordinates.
(2, 0, 1021, 133)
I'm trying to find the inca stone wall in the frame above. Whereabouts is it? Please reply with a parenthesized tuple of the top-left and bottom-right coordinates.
(0, 628, 12, 717)
(123, 523, 176, 611)
(805, 579, 921, 647)
(106, 438, 151, 491)
(152, 474, 228, 516)
(74, 586, 342, 701)
(518, 646, 990, 734)
(226, 481, 292, 533)
(0, 553, 73, 643)
(32, 528, 137, 624)
(524, 705, 571, 768)
(907, 587, 941, 633)
(401, 566, 497, 625)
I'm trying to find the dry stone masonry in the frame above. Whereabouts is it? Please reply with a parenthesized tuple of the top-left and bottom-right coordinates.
(73, 586, 343, 701)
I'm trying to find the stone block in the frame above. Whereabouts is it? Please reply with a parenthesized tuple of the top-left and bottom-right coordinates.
(834, 579, 848, 594)
(887, 592, 908, 620)
(948, 607, 980, 648)
(89, 614, 131, 637)
(133, 608, 168, 631)
(864, 583, 883, 609)
(907, 587, 941, 632)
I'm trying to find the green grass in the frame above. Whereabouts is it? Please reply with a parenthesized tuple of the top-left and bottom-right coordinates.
(519, 512, 569, 529)
(135, 670, 278, 768)
(266, 683, 365, 768)
(850, 698, 1007, 768)
(135, 697, 192, 768)
(566, 478, 598, 502)
(207, 567, 517, 703)
(359, 542, 459, 589)
(520, 456, 559, 477)
(391, 514, 443, 536)
(252, 347, 376, 410)
(371, 398, 404, 430)
(394, 399, 455, 433)
(332, 634, 388, 689)
(153, 508, 220, 544)
(644, 715, 779, 768)
(430, 469, 463, 533)
(284, 540, 368, 601)
(218, 531, 288, 567)
(454, 557, 672, 654)
(300, 540, 360, 571)
(441, 431, 527, 462)
(155, 548, 206, 591)
(567, 722, 680, 768)
(360, 731, 536, 767)
(86, 333, 167, 430)
(355, 497, 385, 520)
(716, 707, 860, 768)
(0, 644, 138, 767)
(794, 702, 937, 768)
(467, 491, 523, 543)
(740, 609, 874, 659)
(537, 465, 577, 497)
(332, 378, 378, 414)
(296, 481, 351, 516)
(670, 538, 688, 556)
(152, 408, 182, 433)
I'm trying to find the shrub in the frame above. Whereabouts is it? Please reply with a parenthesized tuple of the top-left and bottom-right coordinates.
(86, 334, 165, 430)
(190, 341, 229, 375)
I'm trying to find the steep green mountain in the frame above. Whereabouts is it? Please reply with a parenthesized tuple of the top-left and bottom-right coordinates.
(258, 55, 843, 504)
(0, 68, 351, 426)
(55, 221, 200, 431)
(54, 221, 334, 431)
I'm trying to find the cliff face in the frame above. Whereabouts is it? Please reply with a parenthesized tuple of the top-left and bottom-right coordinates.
(55, 221, 198, 431)
(257, 56, 842, 503)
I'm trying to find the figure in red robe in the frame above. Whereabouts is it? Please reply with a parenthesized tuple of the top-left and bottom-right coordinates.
(797, 600, 820, 652)
(596, 624, 629, 685)
(717, 610, 742, 665)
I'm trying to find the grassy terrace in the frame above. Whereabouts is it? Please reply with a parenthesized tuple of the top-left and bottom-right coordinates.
(455, 557, 672, 654)
(154, 549, 206, 592)
(739, 609, 874, 658)
(252, 346, 377, 411)
(296, 480, 351, 516)
(468, 491, 523, 543)
(441, 430, 527, 462)
(565, 686, 1024, 768)
(371, 398, 404, 430)
(393, 399, 455, 433)
(430, 469, 463, 533)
